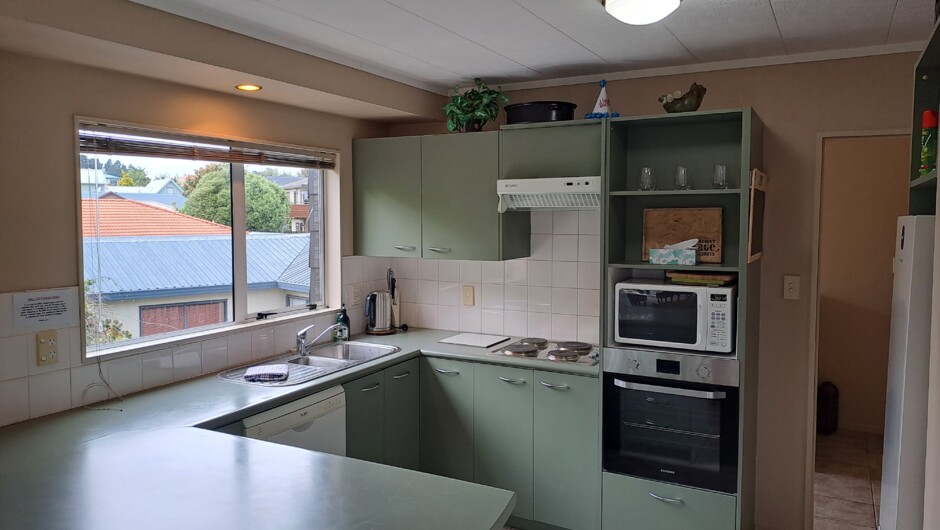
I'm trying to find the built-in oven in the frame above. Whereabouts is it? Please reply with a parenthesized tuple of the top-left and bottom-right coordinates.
(602, 348, 740, 494)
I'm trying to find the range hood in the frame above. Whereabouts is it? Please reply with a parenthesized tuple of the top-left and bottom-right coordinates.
(496, 176, 601, 213)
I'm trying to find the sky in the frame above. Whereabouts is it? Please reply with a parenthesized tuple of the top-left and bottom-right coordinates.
(87, 154, 302, 180)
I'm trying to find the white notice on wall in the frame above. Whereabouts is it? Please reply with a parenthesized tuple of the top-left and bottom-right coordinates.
(13, 288, 77, 330)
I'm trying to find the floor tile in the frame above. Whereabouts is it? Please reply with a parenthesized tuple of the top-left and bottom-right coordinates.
(871, 479, 881, 506)
(815, 459, 869, 480)
(814, 516, 875, 529)
(866, 432, 884, 453)
(816, 443, 870, 467)
(814, 470, 874, 504)
(814, 495, 875, 527)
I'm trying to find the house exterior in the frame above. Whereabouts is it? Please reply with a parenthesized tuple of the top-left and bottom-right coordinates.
(104, 178, 188, 209)
(79, 168, 120, 198)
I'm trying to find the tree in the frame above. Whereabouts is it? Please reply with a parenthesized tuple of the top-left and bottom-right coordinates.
(181, 169, 231, 226)
(116, 166, 149, 186)
(177, 163, 226, 196)
(245, 173, 290, 232)
(83, 279, 132, 346)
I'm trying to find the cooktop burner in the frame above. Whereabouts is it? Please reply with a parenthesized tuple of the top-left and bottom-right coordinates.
(546, 349, 580, 362)
(556, 341, 592, 353)
(519, 337, 549, 350)
(493, 338, 599, 366)
(503, 343, 539, 357)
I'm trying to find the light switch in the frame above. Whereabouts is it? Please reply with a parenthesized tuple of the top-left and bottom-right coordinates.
(36, 330, 59, 366)
(783, 275, 801, 301)
(462, 285, 475, 306)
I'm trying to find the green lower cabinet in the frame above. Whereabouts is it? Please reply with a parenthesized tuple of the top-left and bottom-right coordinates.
(473, 364, 535, 520)
(534, 371, 600, 530)
(602, 473, 736, 530)
(343, 370, 385, 463)
(384, 358, 419, 470)
(419, 358, 475, 481)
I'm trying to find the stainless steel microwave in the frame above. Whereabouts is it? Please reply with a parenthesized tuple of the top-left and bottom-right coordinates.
(614, 281, 735, 354)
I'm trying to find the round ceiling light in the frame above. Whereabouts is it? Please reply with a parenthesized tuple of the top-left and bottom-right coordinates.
(235, 84, 263, 92)
(604, 0, 681, 25)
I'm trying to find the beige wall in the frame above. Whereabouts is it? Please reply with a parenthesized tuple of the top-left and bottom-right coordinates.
(817, 136, 909, 434)
(389, 54, 918, 529)
(0, 51, 388, 294)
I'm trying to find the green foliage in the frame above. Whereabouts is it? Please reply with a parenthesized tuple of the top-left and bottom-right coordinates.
(443, 78, 509, 133)
(245, 173, 290, 233)
(181, 169, 232, 226)
(83, 279, 132, 346)
(178, 163, 227, 197)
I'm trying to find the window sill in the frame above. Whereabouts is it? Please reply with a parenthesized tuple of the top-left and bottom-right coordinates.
(83, 306, 339, 363)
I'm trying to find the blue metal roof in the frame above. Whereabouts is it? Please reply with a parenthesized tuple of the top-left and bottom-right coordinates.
(84, 234, 310, 301)
(100, 191, 188, 209)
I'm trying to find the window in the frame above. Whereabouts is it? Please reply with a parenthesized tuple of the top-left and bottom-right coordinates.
(79, 123, 334, 357)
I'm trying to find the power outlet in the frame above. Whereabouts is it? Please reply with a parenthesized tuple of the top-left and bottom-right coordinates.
(349, 284, 363, 306)
(36, 330, 59, 366)
(462, 285, 475, 306)
(783, 275, 801, 301)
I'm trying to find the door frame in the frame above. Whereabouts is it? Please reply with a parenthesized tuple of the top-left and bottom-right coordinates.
(804, 129, 909, 529)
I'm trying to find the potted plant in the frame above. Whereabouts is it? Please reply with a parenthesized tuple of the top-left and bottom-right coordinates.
(443, 78, 509, 133)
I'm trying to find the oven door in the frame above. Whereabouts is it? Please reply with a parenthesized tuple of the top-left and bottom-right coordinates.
(602, 373, 739, 493)
(614, 284, 706, 351)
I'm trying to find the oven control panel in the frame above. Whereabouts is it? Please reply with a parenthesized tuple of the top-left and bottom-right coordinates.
(603, 347, 739, 387)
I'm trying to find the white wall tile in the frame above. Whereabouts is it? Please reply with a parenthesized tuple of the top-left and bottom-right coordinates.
(201, 338, 229, 374)
(362, 256, 381, 281)
(552, 314, 578, 342)
(0, 378, 28, 426)
(553, 211, 579, 234)
(459, 307, 482, 333)
(173, 343, 202, 382)
(274, 323, 295, 355)
(367, 280, 387, 293)
(69, 326, 82, 367)
(531, 211, 553, 234)
(527, 313, 551, 339)
(251, 328, 275, 360)
(374, 257, 392, 279)
(105, 355, 143, 396)
(439, 283, 460, 306)
(438, 307, 459, 331)
(481, 310, 504, 335)
(552, 288, 579, 315)
(552, 261, 578, 288)
(578, 289, 601, 317)
(528, 287, 552, 313)
(28, 369, 70, 418)
(438, 260, 460, 282)
(292, 317, 315, 340)
(342, 256, 363, 284)
(0, 335, 29, 382)
(504, 286, 528, 312)
(578, 316, 600, 345)
(399, 303, 417, 328)
(141, 348, 174, 390)
(481, 261, 505, 284)
(578, 235, 601, 262)
(416, 304, 438, 329)
(504, 311, 527, 336)
(579, 211, 601, 235)
(227, 332, 252, 366)
(71, 363, 112, 407)
(460, 261, 482, 283)
(482, 284, 504, 310)
(418, 280, 440, 305)
(528, 260, 552, 287)
(313, 313, 337, 344)
(28, 329, 72, 376)
(578, 262, 601, 289)
(505, 260, 528, 286)
(394, 257, 418, 280)
(418, 259, 439, 281)
(530, 234, 553, 260)
(397, 279, 416, 303)
(553, 235, 578, 261)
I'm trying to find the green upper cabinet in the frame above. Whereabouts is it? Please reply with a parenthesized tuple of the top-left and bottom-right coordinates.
(500, 120, 605, 180)
(384, 358, 419, 470)
(343, 370, 385, 464)
(421, 132, 529, 260)
(352, 136, 422, 257)
(473, 364, 534, 520)
(533, 371, 601, 530)
(419, 357, 475, 481)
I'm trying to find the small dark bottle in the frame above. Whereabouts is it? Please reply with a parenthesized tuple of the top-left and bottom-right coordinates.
(335, 305, 351, 341)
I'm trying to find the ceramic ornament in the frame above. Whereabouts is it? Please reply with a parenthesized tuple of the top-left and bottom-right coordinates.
(585, 80, 620, 119)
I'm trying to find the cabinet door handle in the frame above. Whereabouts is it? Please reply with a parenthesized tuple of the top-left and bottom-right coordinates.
(392, 371, 411, 379)
(434, 368, 460, 375)
(361, 382, 381, 392)
(427, 247, 452, 253)
(394, 245, 416, 251)
(648, 492, 684, 505)
(539, 381, 570, 390)
(498, 376, 526, 385)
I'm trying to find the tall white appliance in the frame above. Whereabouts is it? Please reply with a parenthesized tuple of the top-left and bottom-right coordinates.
(880, 215, 935, 530)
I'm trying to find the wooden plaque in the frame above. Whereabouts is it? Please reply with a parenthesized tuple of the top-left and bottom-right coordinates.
(642, 207, 723, 263)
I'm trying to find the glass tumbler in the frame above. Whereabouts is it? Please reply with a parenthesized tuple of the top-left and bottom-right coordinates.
(638, 167, 655, 191)
(674, 166, 691, 190)
(713, 164, 728, 189)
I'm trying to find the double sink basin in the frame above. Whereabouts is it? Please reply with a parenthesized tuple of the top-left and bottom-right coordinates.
(219, 341, 400, 386)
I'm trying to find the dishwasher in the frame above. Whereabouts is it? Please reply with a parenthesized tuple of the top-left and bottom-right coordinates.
(242, 386, 347, 456)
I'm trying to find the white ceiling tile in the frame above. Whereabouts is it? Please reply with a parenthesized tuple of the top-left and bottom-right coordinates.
(771, 0, 897, 53)
(664, 0, 787, 62)
(886, 0, 936, 44)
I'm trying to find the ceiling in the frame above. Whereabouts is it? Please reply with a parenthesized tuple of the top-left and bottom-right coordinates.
(131, 0, 934, 93)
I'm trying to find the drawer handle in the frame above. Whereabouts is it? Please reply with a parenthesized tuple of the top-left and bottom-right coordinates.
(645, 419, 656, 426)
(434, 368, 460, 375)
(649, 492, 684, 505)
(539, 381, 570, 390)
(392, 371, 411, 379)
(427, 247, 452, 253)
(498, 376, 526, 385)
(394, 245, 416, 251)
(361, 383, 381, 392)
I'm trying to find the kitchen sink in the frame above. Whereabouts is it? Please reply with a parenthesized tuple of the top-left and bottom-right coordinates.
(218, 341, 400, 386)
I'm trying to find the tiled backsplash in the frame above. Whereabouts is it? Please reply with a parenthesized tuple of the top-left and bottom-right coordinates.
(342, 210, 601, 343)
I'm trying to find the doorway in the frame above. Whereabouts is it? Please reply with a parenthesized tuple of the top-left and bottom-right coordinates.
(812, 134, 909, 529)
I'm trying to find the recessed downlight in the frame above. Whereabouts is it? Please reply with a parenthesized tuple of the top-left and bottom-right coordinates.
(235, 84, 262, 92)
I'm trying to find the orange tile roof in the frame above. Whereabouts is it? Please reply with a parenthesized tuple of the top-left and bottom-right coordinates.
(290, 204, 309, 219)
(81, 198, 231, 237)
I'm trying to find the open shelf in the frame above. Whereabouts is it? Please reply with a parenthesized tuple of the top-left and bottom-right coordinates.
(608, 262, 740, 272)
(911, 169, 937, 189)
(610, 189, 743, 196)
